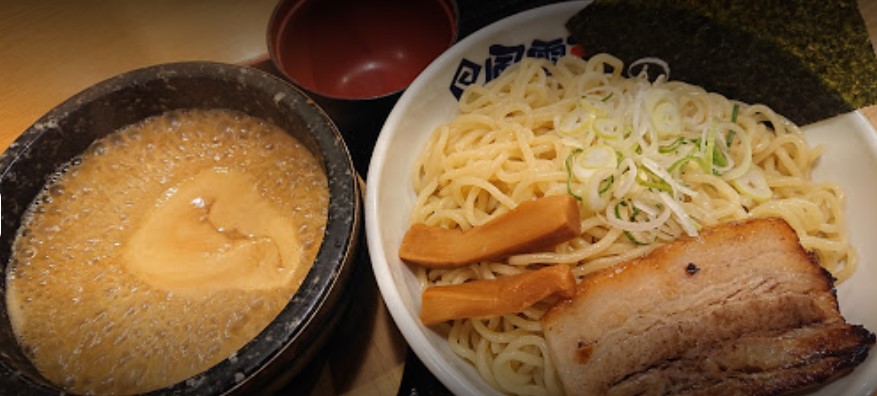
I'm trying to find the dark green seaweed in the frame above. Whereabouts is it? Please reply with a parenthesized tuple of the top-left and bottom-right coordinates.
(566, 0, 877, 125)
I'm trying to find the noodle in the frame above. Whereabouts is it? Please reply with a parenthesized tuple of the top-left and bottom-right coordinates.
(409, 54, 855, 395)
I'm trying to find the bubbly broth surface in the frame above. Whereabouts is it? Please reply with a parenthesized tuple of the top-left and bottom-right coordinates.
(5, 109, 329, 394)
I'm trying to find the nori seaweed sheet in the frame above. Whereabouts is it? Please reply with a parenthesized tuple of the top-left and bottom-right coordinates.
(566, 0, 877, 125)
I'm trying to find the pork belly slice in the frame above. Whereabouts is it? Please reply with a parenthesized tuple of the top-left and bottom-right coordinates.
(541, 217, 875, 396)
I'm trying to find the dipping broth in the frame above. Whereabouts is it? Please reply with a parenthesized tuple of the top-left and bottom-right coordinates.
(5, 109, 329, 394)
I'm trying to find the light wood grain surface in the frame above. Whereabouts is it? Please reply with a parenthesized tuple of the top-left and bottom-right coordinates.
(0, 1, 406, 395)
(0, 1, 875, 395)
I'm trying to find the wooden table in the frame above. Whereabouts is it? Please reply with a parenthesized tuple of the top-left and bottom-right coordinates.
(0, 1, 406, 395)
(1, 1, 875, 395)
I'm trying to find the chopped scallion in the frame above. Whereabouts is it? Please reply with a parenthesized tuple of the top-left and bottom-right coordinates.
(636, 165, 673, 193)
(614, 199, 626, 219)
(726, 103, 740, 147)
(713, 145, 728, 167)
(624, 230, 649, 245)
(629, 204, 641, 221)
(702, 128, 716, 174)
(668, 155, 695, 174)
(658, 137, 685, 153)
(565, 148, 584, 201)
(599, 175, 615, 195)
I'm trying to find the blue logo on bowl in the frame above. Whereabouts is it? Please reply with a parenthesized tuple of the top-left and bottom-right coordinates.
(449, 35, 582, 99)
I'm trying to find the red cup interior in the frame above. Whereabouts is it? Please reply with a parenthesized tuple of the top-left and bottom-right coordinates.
(269, 0, 457, 100)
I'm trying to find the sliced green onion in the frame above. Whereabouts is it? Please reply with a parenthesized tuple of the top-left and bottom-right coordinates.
(636, 165, 673, 193)
(658, 137, 685, 153)
(629, 203, 641, 221)
(565, 148, 584, 201)
(601, 92, 614, 102)
(668, 154, 696, 174)
(598, 175, 615, 195)
(713, 144, 728, 168)
(726, 103, 740, 148)
(606, 199, 673, 232)
(614, 199, 626, 219)
(595, 118, 621, 140)
(731, 166, 772, 202)
(624, 230, 649, 245)
(614, 158, 637, 197)
(641, 157, 698, 197)
(576, 145, 617, 169)
(702, 128, 716, 175)
(658, 192, 698, 237)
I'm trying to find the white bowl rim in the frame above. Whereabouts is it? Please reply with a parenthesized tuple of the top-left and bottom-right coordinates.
(365, 1, 877, 395)
(366, 2, 591, 395)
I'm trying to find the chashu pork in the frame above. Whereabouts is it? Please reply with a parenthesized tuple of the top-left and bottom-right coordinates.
(541, 217, 874, 396)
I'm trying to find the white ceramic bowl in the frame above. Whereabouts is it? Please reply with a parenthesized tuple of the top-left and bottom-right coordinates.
(365, 1, 877, 394)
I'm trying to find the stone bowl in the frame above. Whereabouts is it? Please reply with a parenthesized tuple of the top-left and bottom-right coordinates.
(0, 61, 361, 395)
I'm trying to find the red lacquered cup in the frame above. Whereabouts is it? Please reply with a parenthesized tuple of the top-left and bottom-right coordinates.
(268, 0, 458, 172)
